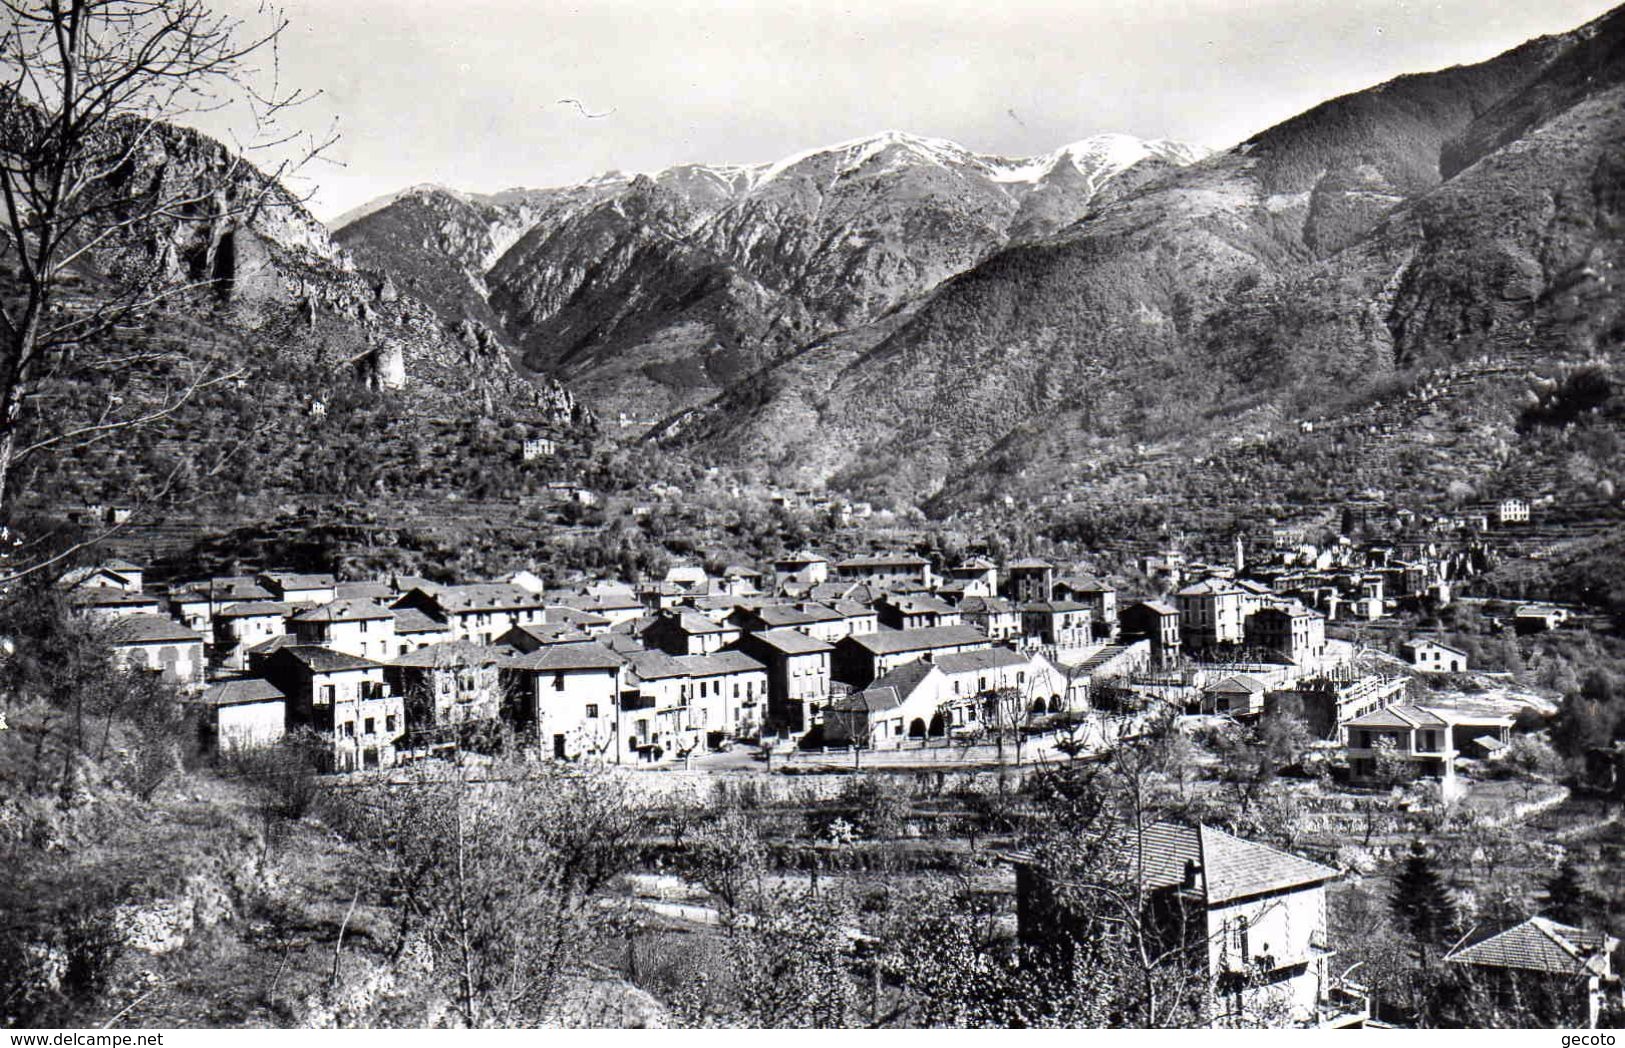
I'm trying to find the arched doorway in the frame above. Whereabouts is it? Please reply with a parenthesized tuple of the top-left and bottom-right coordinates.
(909, 718, 927, 738)
(928, 712, 946, 737)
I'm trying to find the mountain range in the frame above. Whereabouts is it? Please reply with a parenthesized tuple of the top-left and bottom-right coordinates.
(337, 2, 1625, 533)
(334, 132, 1208, 421)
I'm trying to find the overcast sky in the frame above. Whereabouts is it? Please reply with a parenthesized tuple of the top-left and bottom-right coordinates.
(203, 0, 1617, 223)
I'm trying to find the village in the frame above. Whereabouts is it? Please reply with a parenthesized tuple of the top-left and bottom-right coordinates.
(51, 490, 1623, 1029)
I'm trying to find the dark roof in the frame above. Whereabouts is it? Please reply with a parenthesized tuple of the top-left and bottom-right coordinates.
(392, 607, 448, 634)
(263, 573, 337, 590)
(215, 601, 293, 619)
(1021, 600, 1091, 614)
(882, 594, 957, 615)
(1056, 573, 1110, 592)
(831, 685, 904, 713)
(1176, 578, 1243, 597)
(429, 583, 548, 613)
(108, 614, 202, 645)
(866, 659, 939, 701)
(1007, 557, 1053, 570)
(293, 599, 393, 623)
(1127, 600, 1178, 616)
(72, 590, 160, 608)
(199, 678, 285, 707)
(1447, 917, 1613, 977)
(959, 595, 1015, 615)
(275, 645, 382, 673)
(845, 624, 989, 656)
(505, 642, 624, 672)
(246, 634, 295, 656)
(176, 578, 275, 602)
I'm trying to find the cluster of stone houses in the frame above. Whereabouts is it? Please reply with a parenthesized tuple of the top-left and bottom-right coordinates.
(58, 544, 1503, 779)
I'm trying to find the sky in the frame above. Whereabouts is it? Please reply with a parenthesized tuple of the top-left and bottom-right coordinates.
(197, 0, 1619, 223)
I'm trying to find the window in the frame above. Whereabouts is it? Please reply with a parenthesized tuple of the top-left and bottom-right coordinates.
(586, 703, 600, 719)
(359, 619, 370, 633)
(321, 684, 336, 704)
(386, 715, 397, 732)
(364, 717, 375, 735)
(1237, 916, 1250, 962)
(344, 721, 355, 737)
(553, 673, 566, 692)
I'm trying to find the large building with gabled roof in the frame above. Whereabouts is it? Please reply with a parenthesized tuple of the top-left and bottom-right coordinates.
(1010, 822, 1364, 1028)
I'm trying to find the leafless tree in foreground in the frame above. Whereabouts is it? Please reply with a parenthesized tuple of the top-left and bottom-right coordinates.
(0, 0, 336, 572)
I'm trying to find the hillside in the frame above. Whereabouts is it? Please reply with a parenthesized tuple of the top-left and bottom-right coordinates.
(8, 121, 594, 577)
(658, 3, 1625, 525)
(336, 133, 1208, 420)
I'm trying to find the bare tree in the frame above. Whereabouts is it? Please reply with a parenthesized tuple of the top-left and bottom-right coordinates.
(0, 0, 334, 552)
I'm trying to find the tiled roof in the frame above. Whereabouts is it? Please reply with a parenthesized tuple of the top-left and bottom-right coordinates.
(276, 645, 381, 673)
(1128, 600, 1178, 616)
(742, 629, 832, 655)
(679, 651, 765, 676)
(263, 573, 337, 590)
(932, 647, 1030, 675)
(1177, 578, 1243, 597)
(245, 634, 295, 656)
(179, 578, 275, 602)
(505, 642, 624, 672)
(625, 650, 689, 680)
(650, 609, 731, 634)
(883, 594, 957, 615)
(838, 553, 930, 569)
(72, 590, 160, 607)
(1405, 638, 1471, 658)
(1127, 823, 1337, 904)
(1007, 557, 1053, 570)
(108, 614, 202, 645)
(749, 604, 822, 628)
(216, 601, 294, 619)
(959, 596, 1015, 615)
(1209, 673, 1268, 694)
(429, 583, 548, 613)
(1055, 574, 1110, 592)
(392, 607, 448, 634)
(832, 685, 904, 713)
(844, 624, 989, 656)
(199, 678, 285, 706)
(866, 659, 939, 702)
(388, 640, 501, 669)
(545, 605, 613, 627)
(504, 622, 593, 646)
(336, 581, 395, 601)
(1447, 917, 1613, 977)
(1021, 600, 1091, 614)
(293, 599, 393, 623)
(1343, 704, 1449, 730)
